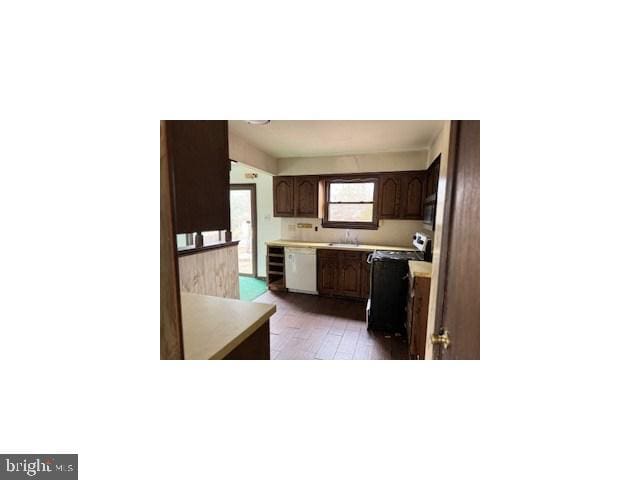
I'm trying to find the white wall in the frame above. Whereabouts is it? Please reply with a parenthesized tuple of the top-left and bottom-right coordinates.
(230, 162, 281, 277)
(277, 150, 430, 176)
(229, 132, 278, 174)
(280, 217, 424, 247)
(423, 121, 452, 359)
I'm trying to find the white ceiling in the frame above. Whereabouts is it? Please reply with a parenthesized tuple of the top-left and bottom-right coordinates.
(228, 120, 444, 159)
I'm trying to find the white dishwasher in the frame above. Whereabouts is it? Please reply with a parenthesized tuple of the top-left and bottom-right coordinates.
(285, 247, 318, 294)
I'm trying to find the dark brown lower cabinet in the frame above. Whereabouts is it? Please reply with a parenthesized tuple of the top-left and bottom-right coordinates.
(223, 321, 270, 360)
(406, 273, 431, 359)
(339, 252, 362, 297)
(360, 252, 371, 299)
(317, 250, 340, 295)
(317, 250, 372, 300)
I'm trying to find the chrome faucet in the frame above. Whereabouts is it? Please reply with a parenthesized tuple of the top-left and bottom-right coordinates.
(343, 229, 359, 246)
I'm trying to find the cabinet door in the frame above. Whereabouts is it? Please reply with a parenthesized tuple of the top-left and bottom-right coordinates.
(379, 174, 401, 218)
(339, 252, 362, 297)
(317, 250, 339, 295)
(426, 158, 440, 200)
(401, 172, 427, 219)
(406, 279, 416, 358)
(294, 176, 319, 217)
(166, 120, 230, 234)
(412, 276, 431, 359)
(360, 252, 371, 299)
(273, 176, 295, 217)
(431, 160, 440, 196)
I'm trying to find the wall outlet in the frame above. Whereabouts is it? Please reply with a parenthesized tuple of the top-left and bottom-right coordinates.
(297, 223, 313, 229)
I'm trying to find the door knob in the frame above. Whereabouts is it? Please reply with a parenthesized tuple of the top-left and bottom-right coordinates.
(431, 329, 451, 350)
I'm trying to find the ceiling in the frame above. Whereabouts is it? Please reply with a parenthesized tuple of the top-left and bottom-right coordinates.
(228, 120, 445, 159)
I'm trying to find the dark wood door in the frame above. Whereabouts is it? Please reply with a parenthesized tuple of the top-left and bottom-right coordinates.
(338, 252, 361, 297)
(166, 120, 230, 234)
(401, 172, 427, 219)
(273, 176, 294, 216)
(317, 250, 339, 294)
(360, 252, 371, 299)
(433, 120, 480, 360)
(294, 176, 318, 217)
(379, 174, 401, 218)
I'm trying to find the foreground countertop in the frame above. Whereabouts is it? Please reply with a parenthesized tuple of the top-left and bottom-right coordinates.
(181, 293, 276, 360)
(266, 239, 416, 252)
(409, 260, 433, 278)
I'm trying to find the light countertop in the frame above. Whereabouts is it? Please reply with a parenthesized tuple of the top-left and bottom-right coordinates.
(409, 260, 433, 278)
(181, 293, 276, 360)
(266, 239, 416, 252)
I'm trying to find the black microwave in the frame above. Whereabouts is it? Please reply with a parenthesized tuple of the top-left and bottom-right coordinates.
(423, 154, 441, 230)
(423, 199, 436, 228)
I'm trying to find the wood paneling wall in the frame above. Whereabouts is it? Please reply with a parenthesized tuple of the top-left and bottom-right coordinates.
(160, 120, 184, 360)
(178, 245, 240, 299)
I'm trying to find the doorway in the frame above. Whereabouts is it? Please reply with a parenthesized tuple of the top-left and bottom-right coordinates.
(230, 184, 257, 277)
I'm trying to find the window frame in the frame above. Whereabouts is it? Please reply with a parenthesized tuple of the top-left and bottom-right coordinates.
(321, 176, 379, 229)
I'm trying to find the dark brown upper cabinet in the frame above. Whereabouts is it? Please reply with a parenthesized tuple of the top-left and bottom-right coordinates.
(165, 120, 230, 234)
(379, 171, 426, 219)
(379, 174, 402, 218)
(425, 156, 440, 200)
(424, 156, 441, 229)
(273, 175, 318, 217)
(401, 171, 427, 219)
(294, 176, 319, 217)
(273, 176, 295, 216)
(275, 170, 426, 221)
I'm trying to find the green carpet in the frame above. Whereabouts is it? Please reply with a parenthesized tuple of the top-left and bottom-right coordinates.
(239, 276, 267, 301)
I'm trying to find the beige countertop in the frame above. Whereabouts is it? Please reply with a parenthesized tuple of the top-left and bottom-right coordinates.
(409, 260, 433, 278)
(266, 239, 416, 252)
(181, 293, 276, 360)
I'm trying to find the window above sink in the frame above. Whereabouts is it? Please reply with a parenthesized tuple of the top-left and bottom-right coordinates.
(322, 176, 379, 230)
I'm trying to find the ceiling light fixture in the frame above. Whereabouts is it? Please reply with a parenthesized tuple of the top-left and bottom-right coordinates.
(246, 120, 271, 125)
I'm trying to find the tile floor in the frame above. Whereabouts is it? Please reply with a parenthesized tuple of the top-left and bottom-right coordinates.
(253, 290, 409, 360)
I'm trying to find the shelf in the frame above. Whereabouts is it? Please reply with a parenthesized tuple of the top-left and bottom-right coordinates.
(267, 245, 285, 291)
(268, 278, 286, 291)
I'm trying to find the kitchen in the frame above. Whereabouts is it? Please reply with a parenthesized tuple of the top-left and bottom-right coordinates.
(160, 120, 480, 360)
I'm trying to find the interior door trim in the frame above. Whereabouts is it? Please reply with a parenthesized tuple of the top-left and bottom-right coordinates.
(230, 183, 258, 277)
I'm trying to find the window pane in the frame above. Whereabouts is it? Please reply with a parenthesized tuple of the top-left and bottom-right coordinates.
(329, 182, 374, 202)
(202, 230, 224, 246)
(176, 232, 196, 248)
(328, 203, 374, 222)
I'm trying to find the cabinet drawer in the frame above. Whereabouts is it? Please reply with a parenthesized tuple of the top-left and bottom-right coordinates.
(317, 249, 339, 258)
